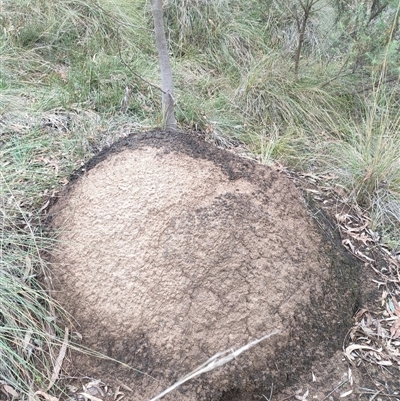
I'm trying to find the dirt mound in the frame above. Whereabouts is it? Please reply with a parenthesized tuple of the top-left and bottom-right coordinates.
(49, 131, 360, 401)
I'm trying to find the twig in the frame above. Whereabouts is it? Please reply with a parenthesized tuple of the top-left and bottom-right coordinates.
(358, 390, 399, 399)
(321, 380, 348, 401)
(278, 394, 296, 401)
(148, 330, 280, 401)
(369, 390, 383, 401)
(116, 27, 165, 94)
(354, 76, 399, 94)
(263, 383, 274, 401)
(321, 55, 350, 88)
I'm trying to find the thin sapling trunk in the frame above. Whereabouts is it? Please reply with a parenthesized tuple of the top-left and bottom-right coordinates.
(150, 0, 177, 130)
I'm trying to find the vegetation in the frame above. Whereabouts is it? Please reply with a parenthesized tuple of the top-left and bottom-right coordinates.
(1, 0, 400, 397)
(151, 0, 177, 129)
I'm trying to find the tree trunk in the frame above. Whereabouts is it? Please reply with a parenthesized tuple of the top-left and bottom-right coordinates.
(150, 0, 177, 130)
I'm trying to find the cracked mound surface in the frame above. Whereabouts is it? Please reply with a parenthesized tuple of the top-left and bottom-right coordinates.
(49, 131, 359, 401)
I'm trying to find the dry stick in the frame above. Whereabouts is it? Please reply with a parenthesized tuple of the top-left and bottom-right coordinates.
(359, 390, 399, 399)
(148, 330, 281, 401)
(321, 55, 351, 88)
(116, 27, 183, 118)
(321, 380, 348, 401)
(116, 26, 168, 117)
(116, 27, 165, 94)
(263, 382, 274, 401)
(279, 394, 296, 401)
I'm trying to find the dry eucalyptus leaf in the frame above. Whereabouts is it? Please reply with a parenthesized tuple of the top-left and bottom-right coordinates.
(23, 328, 33, 350)
(116, 382, 133, 392)
(79, 393, 103, 401)
(376, 360, 392, 366)
(344, 222, 368, 233)
(3, 385, 19, 398)
(113, 388, 124, 401)
(25, 255, 33, 278)
(67, 385, 79, 393)
(342, 239, 355, 253)
(335, 214, 351, 223)
(392, 298, 400, 317)
(85, 380, 102, 390)
(295, 389, 309, 401)
(47, 327, 69, 391)
(345, 344, 380, 361)
(355, 250, 374, 262)
(34, 390, 59, 401)
(390, 318, 400, 339)
(348, 368, 353, 386)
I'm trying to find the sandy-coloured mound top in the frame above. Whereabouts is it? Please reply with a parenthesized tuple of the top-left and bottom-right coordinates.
(49, 131, 359, 401)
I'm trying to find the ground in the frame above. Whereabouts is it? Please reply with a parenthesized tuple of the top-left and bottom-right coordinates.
(46, 131, 399, 401)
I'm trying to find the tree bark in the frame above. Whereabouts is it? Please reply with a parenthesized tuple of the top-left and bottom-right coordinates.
(150, 0, 177, 130)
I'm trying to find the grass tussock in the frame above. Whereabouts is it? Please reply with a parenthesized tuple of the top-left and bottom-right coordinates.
(1, 0, 400, 395)
(317, 86, 400, 245)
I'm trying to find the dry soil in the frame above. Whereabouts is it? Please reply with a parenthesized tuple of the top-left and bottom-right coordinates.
(49, 131, 361, 401)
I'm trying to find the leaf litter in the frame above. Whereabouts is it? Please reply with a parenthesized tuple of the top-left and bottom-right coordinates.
(285, 169, 400, 399)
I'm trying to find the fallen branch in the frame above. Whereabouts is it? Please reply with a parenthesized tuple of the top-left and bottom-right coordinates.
(149, 330, 280, 401)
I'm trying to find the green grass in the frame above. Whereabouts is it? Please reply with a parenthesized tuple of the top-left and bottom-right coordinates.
(1, 0, 400, 395)
(315, 86, 400, 245)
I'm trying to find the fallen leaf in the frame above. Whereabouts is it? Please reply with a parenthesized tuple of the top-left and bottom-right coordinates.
(342, 239, 355, 253)
(305, 189, 320, 194)
(23, 329, 33, 350)
(85, 380, 102, 388)
(376, 360, 393, 366)
(319, 173, 338, 180)
(334, 186, 347, 197)
(38, 200, 50, 214)
(295, 389, 309, 401)
(372, 279, 386, 288)
(381, 290, 388, 306)
(345, 344, 380, 361)
(73, 331, 83, 341)
(25, 255, 33, 278)
(369, 231, 380, 242)
(390, 318, 400, 339)
(302, 173, 319, 180)
(79, 393, 103, 401)
(355, 250, 374, 262)
(340, 390, 353, 397)
(47, 327, 69, 390)
(354, 308, 368, 319)
(116, 381, 133, 392)
(3, 385, 19, 398)
(376, 320, 385, 338)
(349, 232, 372, 246)
(392, 297, 400, 317)
(114, 387, 124, 401)
(387, 299, 395, 314)
(344, 222, 368, 233)
(336, 214, 352, 223)
(34, 390, 59, 401)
